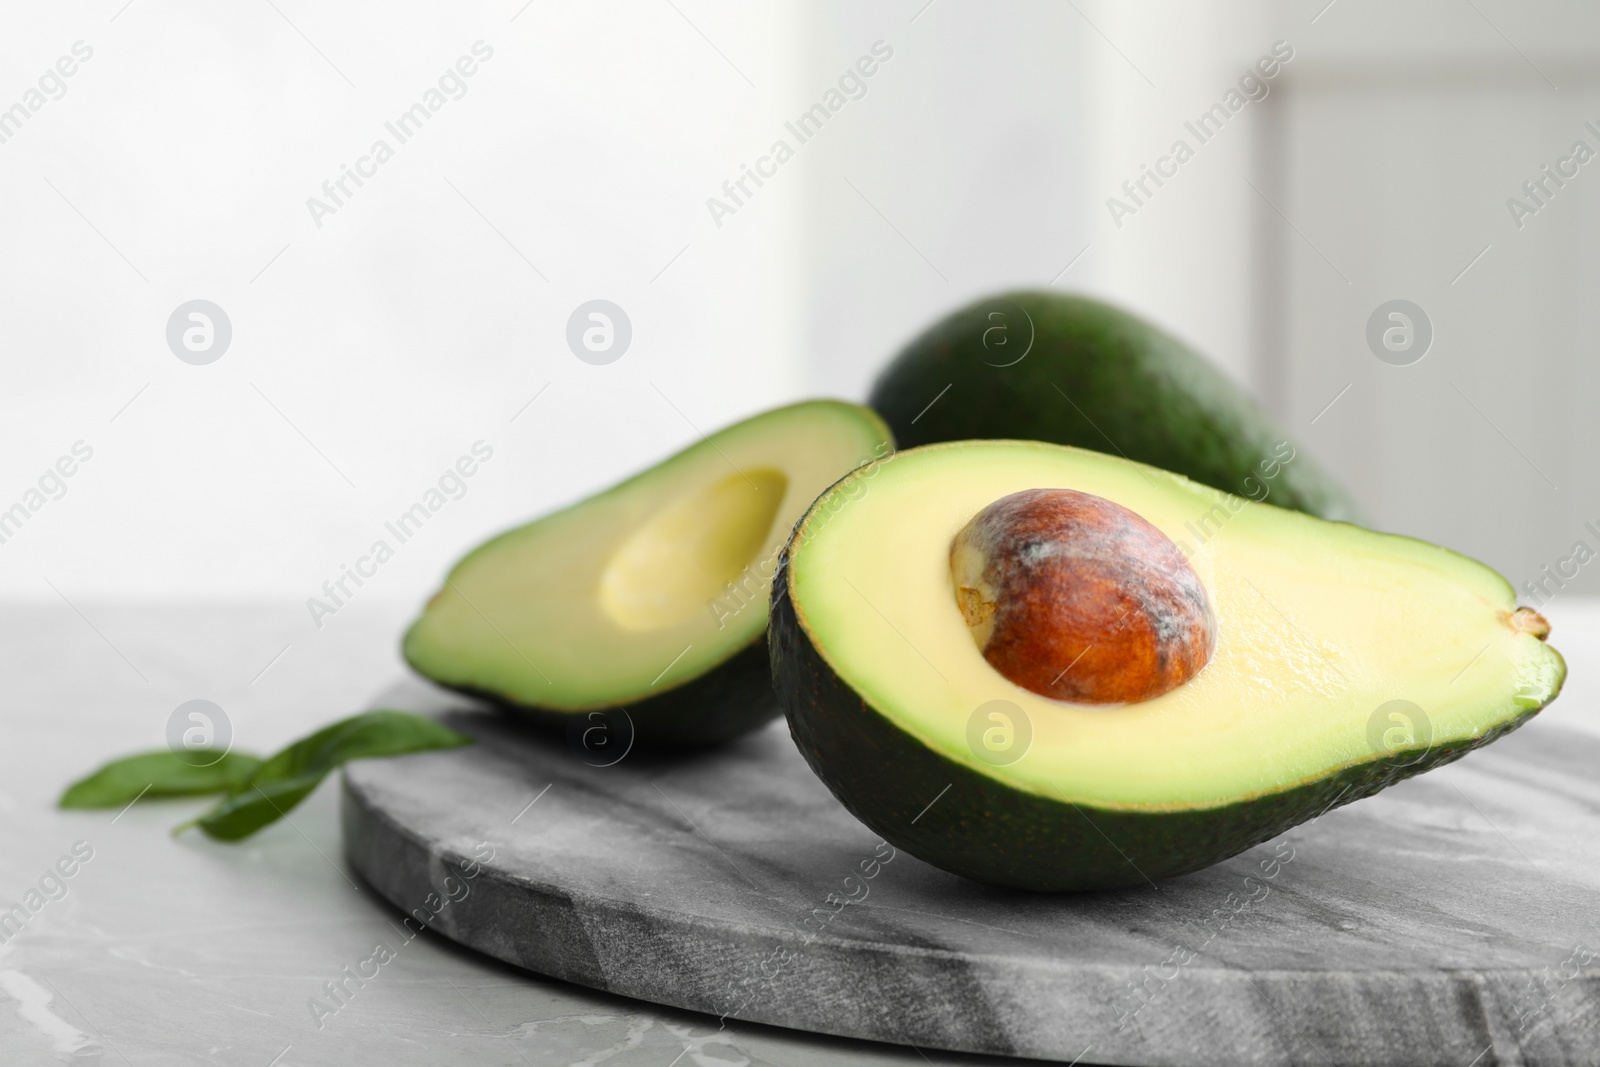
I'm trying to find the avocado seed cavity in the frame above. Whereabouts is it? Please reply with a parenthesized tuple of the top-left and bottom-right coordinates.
(950, 488, 1216, 705)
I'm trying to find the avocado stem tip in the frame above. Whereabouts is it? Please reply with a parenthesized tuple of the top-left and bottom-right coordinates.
(1509, 607, 1551, 640)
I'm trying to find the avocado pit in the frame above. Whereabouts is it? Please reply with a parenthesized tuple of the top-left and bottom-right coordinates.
(950, 488, 1216, 704)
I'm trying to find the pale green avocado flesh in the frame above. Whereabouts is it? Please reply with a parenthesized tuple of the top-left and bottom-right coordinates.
(405, 400, 892, 746)
(770, 440, 1565, 889)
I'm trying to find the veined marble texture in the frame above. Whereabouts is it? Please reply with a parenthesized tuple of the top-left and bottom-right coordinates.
(344, 678, 1600, 1066)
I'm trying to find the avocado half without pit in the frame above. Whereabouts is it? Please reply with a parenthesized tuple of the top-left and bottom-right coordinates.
(769, 440, 1565, 891)
(403, 400, 892, 748)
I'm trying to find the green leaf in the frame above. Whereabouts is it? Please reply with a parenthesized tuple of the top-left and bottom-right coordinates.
(188, 710, 473, 842)
(59, 750, 263, 809)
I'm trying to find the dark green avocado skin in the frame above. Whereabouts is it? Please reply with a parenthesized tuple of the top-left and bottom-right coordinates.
(426, 640, 778, 750)
(869, 291, 1361, 522)
(768, 551, 1540, 891)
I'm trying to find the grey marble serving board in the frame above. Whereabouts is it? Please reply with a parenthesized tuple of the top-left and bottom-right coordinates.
(342, 678, 1600, 1066)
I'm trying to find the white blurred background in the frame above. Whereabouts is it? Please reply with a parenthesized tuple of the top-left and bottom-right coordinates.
(2, 0, 1597, 622)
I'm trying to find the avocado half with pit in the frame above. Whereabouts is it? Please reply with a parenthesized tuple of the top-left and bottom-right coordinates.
(405, 400, 892, 747)
(769, 440, 1564, 890)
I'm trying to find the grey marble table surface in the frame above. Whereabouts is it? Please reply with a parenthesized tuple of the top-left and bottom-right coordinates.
(3, 600, 1600, 1066)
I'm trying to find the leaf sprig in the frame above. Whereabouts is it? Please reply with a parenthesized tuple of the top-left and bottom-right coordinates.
(60, 710, 472, 841)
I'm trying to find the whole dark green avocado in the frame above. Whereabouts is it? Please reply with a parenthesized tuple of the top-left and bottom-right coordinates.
(869, 291, 1361, 521)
